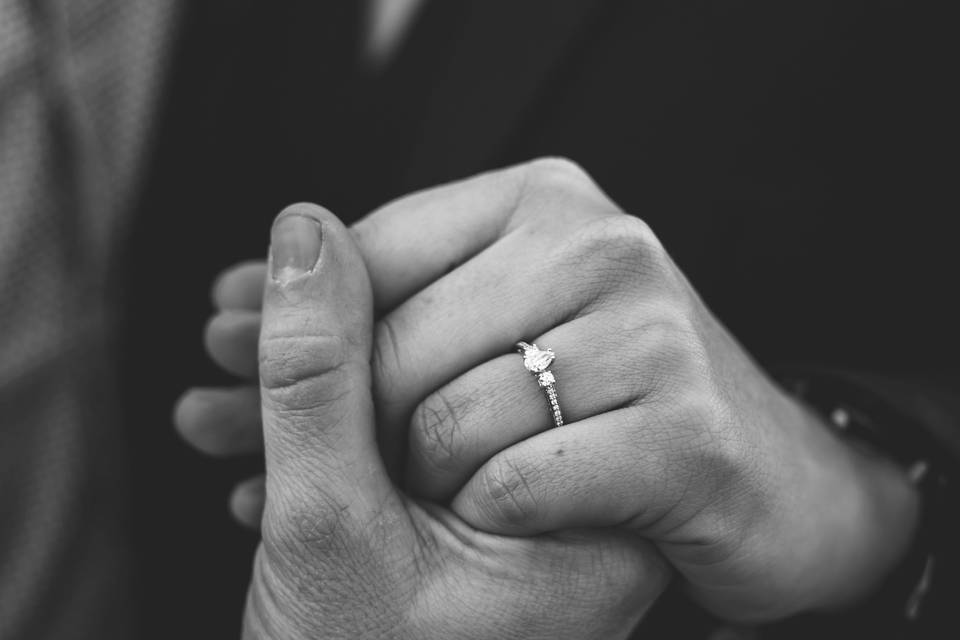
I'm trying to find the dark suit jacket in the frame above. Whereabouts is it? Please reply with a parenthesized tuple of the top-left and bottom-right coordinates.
(121, 1, 957, 637)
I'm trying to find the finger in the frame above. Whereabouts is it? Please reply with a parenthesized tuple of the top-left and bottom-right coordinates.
(212, 261, 267, 310)
(204, 310, 261, 379)
(364, 172, 636, 467)
(405, 309, 666, 501)
(174, 386, 263, 456)
(354, 158, 611, 312)
(230, 475, 266, 529)
(451, 406, 698, 537)
(371, 228, 576, 471)
(205, 163, 602, 315)
(375, 214, 654, 476)
(259, 204, 395, 518)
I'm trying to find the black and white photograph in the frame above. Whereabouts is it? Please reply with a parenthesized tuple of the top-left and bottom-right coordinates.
(0, 1, 955, 638)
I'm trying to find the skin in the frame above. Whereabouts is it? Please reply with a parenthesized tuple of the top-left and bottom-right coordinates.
(234, 205, 667, 638)
(175, 158, 919, 629)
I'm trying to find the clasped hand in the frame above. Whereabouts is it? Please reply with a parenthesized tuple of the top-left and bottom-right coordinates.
(176, 159, 917, 638)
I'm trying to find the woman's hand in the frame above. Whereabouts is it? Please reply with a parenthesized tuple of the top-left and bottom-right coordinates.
(177, 158, 919, 623)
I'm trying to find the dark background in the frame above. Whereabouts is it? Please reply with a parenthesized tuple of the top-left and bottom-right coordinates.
(120, 1, 955, 637)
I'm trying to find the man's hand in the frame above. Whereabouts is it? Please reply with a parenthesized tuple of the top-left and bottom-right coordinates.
(178, 159, 918, 623)
(238, 205, 667, 639)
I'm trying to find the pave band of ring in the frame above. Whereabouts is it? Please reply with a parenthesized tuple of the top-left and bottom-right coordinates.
(515, 341, 564, 429)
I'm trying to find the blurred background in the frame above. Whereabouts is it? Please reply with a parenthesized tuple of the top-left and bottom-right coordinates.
(0, 1, 953, 638)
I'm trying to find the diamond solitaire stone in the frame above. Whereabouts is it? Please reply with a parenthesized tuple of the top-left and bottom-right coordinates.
(514, 340, 564, 429)
(522, 344, 555, 373)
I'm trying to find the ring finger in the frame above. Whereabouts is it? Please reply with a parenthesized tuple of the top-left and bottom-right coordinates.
(405, 307, 674, 502)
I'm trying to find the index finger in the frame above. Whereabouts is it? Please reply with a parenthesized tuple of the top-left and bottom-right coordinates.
(354, 158, 612, 312)
(208, 159, 609, 315)
(205, 165, 520, 317)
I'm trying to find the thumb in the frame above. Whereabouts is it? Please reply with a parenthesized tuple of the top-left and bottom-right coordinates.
(259, 204, 394, 523)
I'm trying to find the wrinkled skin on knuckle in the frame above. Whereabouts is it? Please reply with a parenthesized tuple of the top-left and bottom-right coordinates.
(617, 294, 706, 404)
(557, 215, 681, 305)
(479, 455, 544, 529)
(616, 302, 754, 536)
(615, 281, 774, 553)
(657, 322, 771, 530)
(259, 334, 357, 411)
(410, 390, 467, 475)
(649, 386, 767, 551)
(696, 407, 774, 548)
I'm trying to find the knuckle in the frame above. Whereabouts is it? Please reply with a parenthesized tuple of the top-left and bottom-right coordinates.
(479, 455, 542, 527)
(590, 213, 659, 248)
(410, 390, 467, 474)
(665, 391, 752, 502)
(259, 335, 366, 423)
(509, 157, 615, 230)
(522, 157, 603, 209)
(696, 400, 756, 486)
(574, 215, 663, 270)
(641, 311, 704, 383)
(559, 215, 680, 299)
(259, 335, 350, 396)
(524, 156, 594, 192)
(629, 396, 731, 531)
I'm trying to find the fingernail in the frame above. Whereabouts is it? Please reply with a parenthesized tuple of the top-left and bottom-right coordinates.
(270, 213, 322, 285)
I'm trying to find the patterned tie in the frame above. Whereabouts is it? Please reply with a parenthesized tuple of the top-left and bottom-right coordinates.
(0, 1, 178, 637)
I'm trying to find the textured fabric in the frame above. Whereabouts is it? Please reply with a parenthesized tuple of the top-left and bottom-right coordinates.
(0, 2, 426, 636)
(0, 1, 179, 637)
